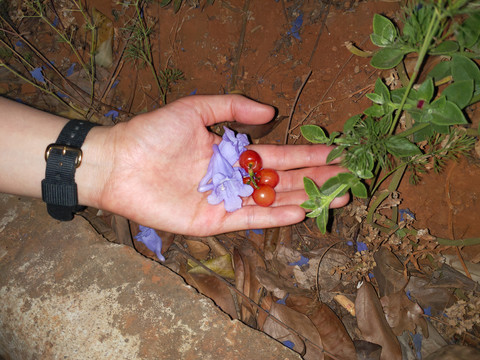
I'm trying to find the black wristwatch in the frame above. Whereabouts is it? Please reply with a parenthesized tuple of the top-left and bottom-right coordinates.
(41, 120, 98, 221)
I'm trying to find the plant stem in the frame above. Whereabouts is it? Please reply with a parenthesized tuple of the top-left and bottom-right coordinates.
(134, 1, 166, 103)
(29, 0, 91, 79)
(0, 63, 85, 117)
(387, 10, 440, 136)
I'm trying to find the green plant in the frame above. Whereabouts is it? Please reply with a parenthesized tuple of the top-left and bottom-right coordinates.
(301, 0, 480, 234)
(123, 0, 184, 104)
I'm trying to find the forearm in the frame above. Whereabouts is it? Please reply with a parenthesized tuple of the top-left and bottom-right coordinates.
(0, 97, 111, 209)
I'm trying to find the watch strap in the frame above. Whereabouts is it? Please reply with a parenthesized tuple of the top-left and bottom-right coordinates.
(41, 120, 98, 221)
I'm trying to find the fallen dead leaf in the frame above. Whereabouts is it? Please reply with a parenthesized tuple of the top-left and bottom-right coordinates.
(372, 247, 408, 297)
(260, 295, 324, 360)
(188, 253, 235, 279)
(185, 239, 210, 260)
(355, 282, 402, 360)
(380, 290, 428, 337)
(180, 269, 237, 320)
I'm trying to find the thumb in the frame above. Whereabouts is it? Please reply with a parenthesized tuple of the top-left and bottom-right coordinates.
(177, 94, 275, 127)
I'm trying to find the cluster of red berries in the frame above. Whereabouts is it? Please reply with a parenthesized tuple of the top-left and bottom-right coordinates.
(239, 150, 279, 207)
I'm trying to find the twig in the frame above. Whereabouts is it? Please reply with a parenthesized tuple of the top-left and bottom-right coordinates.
(284, 69, 312, 144)
(230, 0, 250, 91)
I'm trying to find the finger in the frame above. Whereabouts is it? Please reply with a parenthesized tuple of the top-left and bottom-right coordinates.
(248, 144, 342, 169)
(176, 94, 275, 127)
(243, 188, 350, 209)
(221, 191, 349, 232)
(275, 165, 348, 192)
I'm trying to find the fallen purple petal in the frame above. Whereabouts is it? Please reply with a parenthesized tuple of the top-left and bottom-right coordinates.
(104, 109, 119, 120)
(30, 67, 46, 83)
(134, 225, 165, 261)
(66, 63, 76, 77)
(288, 255, 309, 267)
(356, 241, 368, 252)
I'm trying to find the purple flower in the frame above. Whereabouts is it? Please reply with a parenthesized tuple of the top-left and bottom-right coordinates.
(30, 67, 45, 83)
(198, 144, 253, 212)
(219, 126, 249, 165)
(134, 225, 165, 261)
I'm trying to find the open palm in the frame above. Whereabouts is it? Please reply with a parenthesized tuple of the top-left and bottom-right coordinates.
(99, 95, 348, 236)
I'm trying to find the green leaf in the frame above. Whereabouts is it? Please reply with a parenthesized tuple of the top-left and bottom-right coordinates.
(173, 0, 182, 13)
(300, 198, 316, 210)
(416, 78, 434, 102)
(442, 80, 474, 109)
(456, 12, 480, 49)
(452, 54, 480, 95)
(372, 14, 397, 45)
(427, 60, 451, 83)
(303, 177, 321, 197)
(364, 104, 385, 117)
(315, 208, 329, 234)
(366, 93, 384, 104)
(428, 97, 468, 126)
(300, 125, 328, 144)
(160, 0, 172, 6)
(351, 181, 368, 198)
(343, 115, 361, 132)
(371, 47, 406, 69)
(320, 173, 352, 197)
(326, 146, 344, 164)
(385, 136, 421, 157)
(374, 77, 391, 102)
(326, 131, 340, 146)
(429, 40, 459, 55)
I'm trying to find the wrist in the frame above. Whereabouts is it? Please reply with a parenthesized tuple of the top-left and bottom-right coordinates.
(75, 124, 115, 210)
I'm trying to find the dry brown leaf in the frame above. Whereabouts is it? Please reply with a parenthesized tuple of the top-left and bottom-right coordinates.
(255, 267, 305, 299)
(233, 248, 255, 326)
(261, 295, 324, 360)
(188, 253, 235, 279)
(298, 248, 349, 294)
(286, 295, 356, 360)
(380, 290, 428, 337)
(205, 236, 228, 256)
(92, 9, 113, 68)
(185, 239, 210, 260)
(354, 340, 382, 360)
(355, 282, 402, 360)
(424, 345, 480, 360)
(238, 245, 266, 305)
(372, 247, 408, 297)
(180, 269, 237, 320)
(405, 275, 454, 315)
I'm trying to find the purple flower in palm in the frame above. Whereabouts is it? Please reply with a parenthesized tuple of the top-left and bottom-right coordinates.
(219, 126, 249, 165)
(134, 225, 165, 262)
(198, 144, 253, 212)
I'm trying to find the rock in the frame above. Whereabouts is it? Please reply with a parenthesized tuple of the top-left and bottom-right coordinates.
(0, 194, 299, 359)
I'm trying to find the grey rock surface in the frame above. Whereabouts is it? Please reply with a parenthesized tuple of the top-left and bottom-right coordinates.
(0, 194, 299, 360)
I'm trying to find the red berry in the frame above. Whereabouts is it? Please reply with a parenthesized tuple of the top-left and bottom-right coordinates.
(256, 168, 279, 188)
(239, 150, 262, 173)
(252, 185, 276, 207)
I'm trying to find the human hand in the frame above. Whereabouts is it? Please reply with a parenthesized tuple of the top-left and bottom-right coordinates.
(97, 95, 349, 236)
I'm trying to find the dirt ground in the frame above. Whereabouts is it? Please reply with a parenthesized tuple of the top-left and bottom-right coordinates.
(1, 0, 480, 357)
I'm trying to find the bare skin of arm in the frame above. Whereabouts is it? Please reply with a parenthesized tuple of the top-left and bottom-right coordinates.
(0, 95, 348, 236)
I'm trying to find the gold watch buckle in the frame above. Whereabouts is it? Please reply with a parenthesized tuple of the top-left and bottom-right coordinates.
(45, 144, 83, 168)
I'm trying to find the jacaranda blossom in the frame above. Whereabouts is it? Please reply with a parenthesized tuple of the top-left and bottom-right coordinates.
(198, 134, 253, 212)
(219, 127, 249, 165)
(30, 67, 46, 83)
(134, 225, 165, 262)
